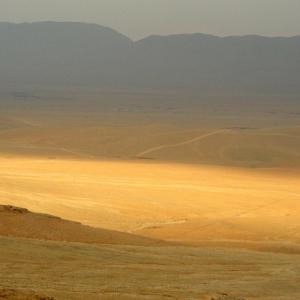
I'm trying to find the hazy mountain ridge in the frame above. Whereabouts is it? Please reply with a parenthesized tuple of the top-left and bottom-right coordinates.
(1, 22, 300, 94)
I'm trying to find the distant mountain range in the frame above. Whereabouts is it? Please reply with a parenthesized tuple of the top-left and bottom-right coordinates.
(1, 22, 300, 94)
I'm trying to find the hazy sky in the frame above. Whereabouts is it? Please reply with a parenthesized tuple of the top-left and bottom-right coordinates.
(1, 0, 300, 39)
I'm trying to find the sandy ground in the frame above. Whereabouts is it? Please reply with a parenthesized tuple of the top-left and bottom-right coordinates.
(0, 288, 54, 299)
(1, 91, 300, 299)
(1, 92, 300, 168)
(1, 157, 300, 250)
(1, 236, 300, 300)
(0, 205, 163, 246)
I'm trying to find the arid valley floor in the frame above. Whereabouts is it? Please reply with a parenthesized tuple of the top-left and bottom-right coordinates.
(1, 90, 300, 299)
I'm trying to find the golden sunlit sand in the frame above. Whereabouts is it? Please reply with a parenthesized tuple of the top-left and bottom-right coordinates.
(1, 156, 299, 250)
(1, 92, 300, 299)
(0, 12, 300, 298)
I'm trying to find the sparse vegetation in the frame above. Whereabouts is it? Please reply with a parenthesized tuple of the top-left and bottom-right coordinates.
(212, 295, 245, 300)
(0, 289, 54, 300)
(2, 236, 300, 299)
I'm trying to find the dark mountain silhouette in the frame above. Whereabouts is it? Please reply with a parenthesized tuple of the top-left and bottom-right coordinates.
(1, 22, 300, 94)
(0, 22, 133, 87)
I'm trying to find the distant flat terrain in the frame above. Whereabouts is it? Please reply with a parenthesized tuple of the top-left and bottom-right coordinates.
(1, 157, 300, 251)
(1, 92, 300, 248)
(1, 91, 300, 167)
(1, 90, 300, 299)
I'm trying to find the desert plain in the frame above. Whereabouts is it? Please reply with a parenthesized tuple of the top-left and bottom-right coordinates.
(1, 90, 300, 299)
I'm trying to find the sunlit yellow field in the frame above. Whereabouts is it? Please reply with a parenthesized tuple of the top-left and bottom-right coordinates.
(1, 156, 300, 250)
(1, 93, 300, 299)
